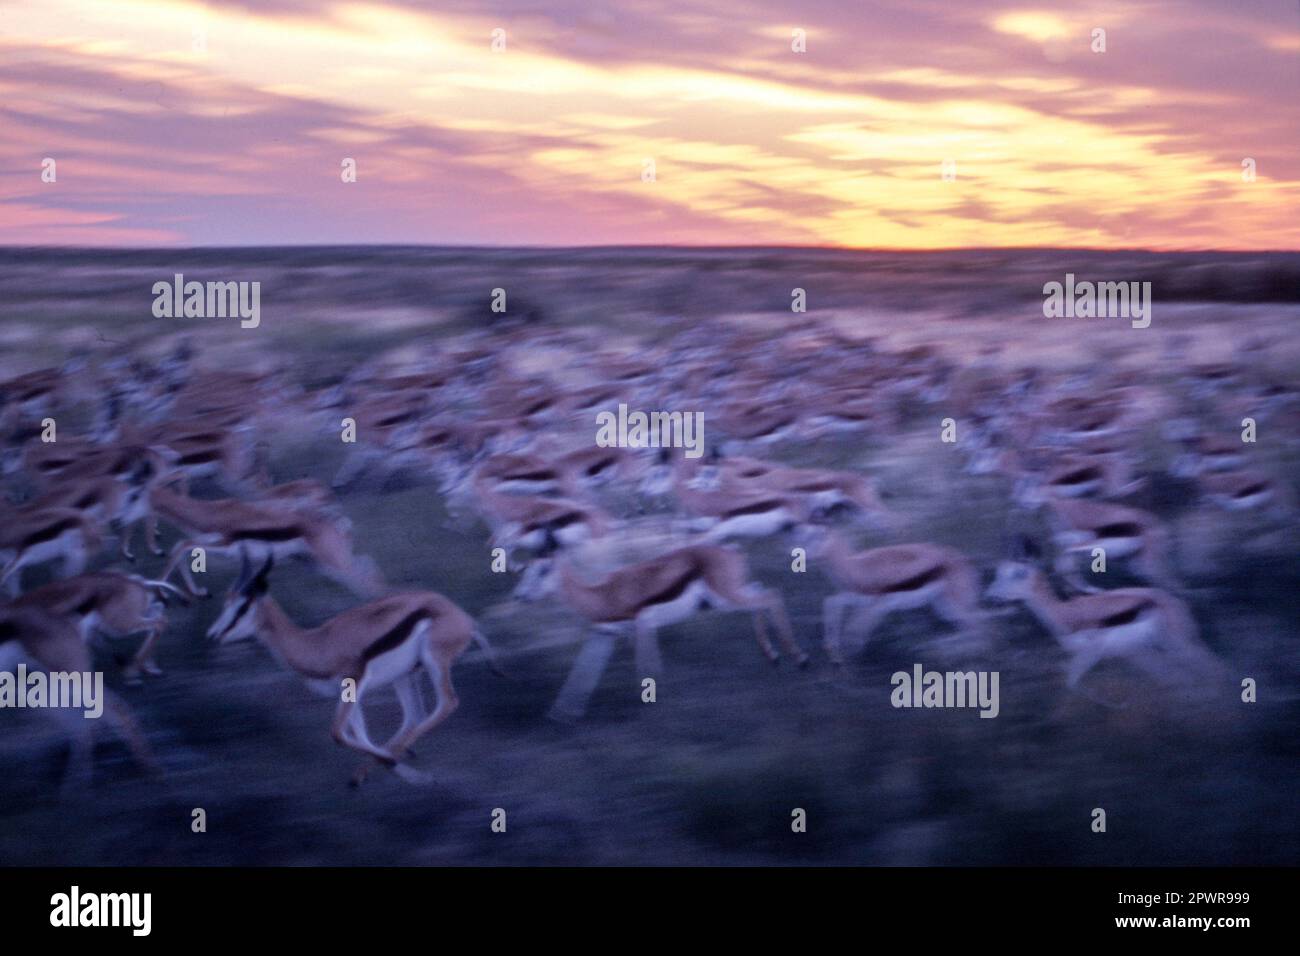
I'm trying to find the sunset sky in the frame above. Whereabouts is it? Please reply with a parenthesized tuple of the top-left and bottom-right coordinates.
(2, 0, 1297, 248)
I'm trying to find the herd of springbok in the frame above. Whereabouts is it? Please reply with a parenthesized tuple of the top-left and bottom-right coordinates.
(0, 321, 1292, 787)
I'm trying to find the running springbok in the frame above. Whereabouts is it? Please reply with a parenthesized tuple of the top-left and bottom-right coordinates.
(985, 540, 1222, 693)
(23, 457, 159, 561)
(206, 554, 492, 786)
(0, 604, 157, 796)
(471, 475, 612, 553)
(709, 454, 896, 527)
(805, 530, 987, 663)
(1196, 469, 1287, 514)
(151, 484, 381, 597)
(642, 454, 808, 541)
(13, 571, 188, 682)
(1011, 451, 1145, 505)
(0, 507, 103, 596)
(515, 543, 804, 721)
(1039, 498, 1180, 592)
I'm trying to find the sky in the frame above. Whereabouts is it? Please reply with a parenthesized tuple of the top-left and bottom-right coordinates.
(1, 0, 1297, 249)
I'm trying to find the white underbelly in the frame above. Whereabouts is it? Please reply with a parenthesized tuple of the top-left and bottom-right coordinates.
(361, 630, 425, 687)
(493, 479, 557, 495)
(1217, 490, 1271, 510)
(1098, 536, 1142, 558)
(807, 489, 850, 509)
(1098, 618, 1158, 652)
(18, 535, 81, 563)
(555, 522, 594, 546)
(1065, 616, 1157, 654)
(710, 508, 793, 539)
(637, 579, 712, 629)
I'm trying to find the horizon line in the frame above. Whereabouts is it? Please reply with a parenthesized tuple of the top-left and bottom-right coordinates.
(3, 243, 1298, 256)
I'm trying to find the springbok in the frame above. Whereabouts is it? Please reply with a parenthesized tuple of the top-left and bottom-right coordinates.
(471, 475, 612, 553)
(151, 484, 381, 597)
(805, 530, 987, 663)
(642, 454, 808, 541)
(13, 572, 188, 681)
(471, 452, 566, 497)
(0, 507, 103, 596)
(515, 543, 803, 721)
(1012, 451, 1145, 505)
(2, 434, 100, 480)
(0, 604, 157, 796)
(23, 458, 160, 561)
(328, 391, 430, 488)
(206, 554, 493, 785)
(710, 454, 895, 527)
(714, 402, 801, 452)
(1038, 498, 1180, 592)
(1170, 433, 1247, 477)
(680, 484, 808, 542)
(985, 541, 1222, 694)
(550, 445, 645, 495)
(5, 434, 134, 484)
(1196, 469, 1286, 513)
